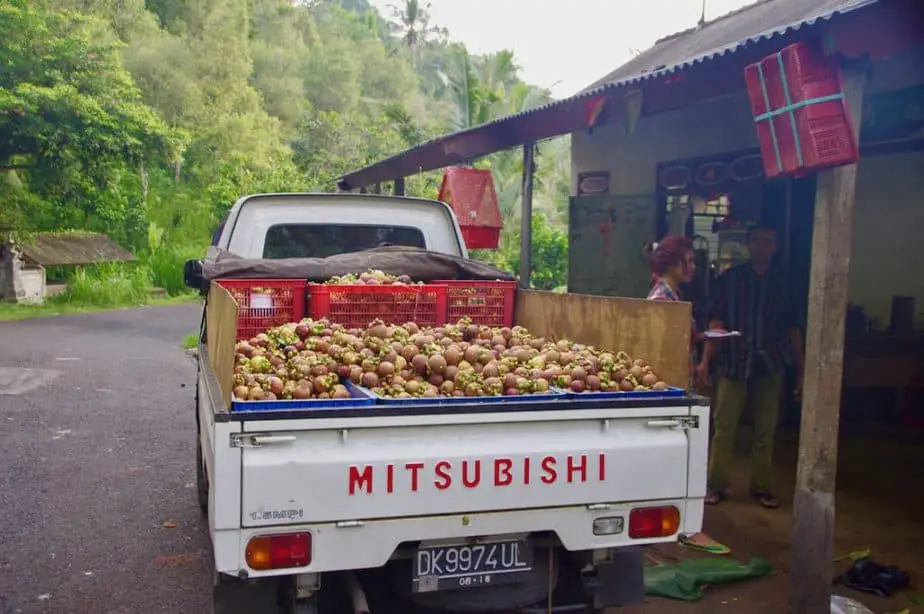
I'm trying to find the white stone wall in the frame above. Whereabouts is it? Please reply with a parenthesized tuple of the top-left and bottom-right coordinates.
(17, 267, 46, 304)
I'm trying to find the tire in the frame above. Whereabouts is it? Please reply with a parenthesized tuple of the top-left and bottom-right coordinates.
(279, 576, 346, 614)
(292, 598, 318, 614)
(196, 422, 209, 514)
(212, 576, 278, 614)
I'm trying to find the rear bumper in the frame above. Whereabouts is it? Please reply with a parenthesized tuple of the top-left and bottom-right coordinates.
(213, 497, 704, 577)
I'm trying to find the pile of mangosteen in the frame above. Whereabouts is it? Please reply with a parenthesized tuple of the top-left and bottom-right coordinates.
(232, 316, 667, 402)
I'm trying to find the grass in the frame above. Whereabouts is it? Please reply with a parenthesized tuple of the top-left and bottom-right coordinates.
(0, 293, 198, 322)
(182, 331, 200, 349)
(60, 262, 155, 306)
(0, 260, 200, 322)
(0, 244, 206, 322)
(146, 243, 206, 296)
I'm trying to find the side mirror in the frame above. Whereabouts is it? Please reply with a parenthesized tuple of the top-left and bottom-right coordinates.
(184, 259, 204, 292)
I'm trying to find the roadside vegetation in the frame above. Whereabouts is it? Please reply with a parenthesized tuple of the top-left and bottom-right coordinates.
(1, 0, 570, 322)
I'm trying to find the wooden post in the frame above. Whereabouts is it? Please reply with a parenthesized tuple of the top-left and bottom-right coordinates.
(788, 67, 866, 614)
(519, 143, 535, 289)
(394, 177, 405, 196)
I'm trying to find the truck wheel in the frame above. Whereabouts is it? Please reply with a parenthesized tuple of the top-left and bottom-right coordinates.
(281, 576, 349, 614)
(196, 429, 209, 514)
(292, 598, 318, 614)
(212, 575, 278, 614)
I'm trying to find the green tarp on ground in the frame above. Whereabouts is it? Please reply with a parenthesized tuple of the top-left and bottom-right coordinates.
(644, 557, 774, 601)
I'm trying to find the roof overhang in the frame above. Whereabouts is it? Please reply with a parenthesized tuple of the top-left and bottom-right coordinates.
(337, 0, 895, 191)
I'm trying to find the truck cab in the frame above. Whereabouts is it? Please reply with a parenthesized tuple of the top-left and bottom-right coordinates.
(189, 193, 709, 614)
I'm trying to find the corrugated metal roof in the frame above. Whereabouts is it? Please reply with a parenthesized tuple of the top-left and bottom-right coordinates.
(582, 0, 879, 92)
(17, 232, 136, 266)
(338, 0, 881, 190)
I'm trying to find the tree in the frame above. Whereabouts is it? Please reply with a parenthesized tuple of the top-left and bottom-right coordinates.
(387, 0, 444, 49)
(0, 1, 173, 241)
(1, 0, 574, 282)
(473, 212, 568, 291)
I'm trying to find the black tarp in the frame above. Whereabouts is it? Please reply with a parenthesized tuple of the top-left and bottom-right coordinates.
(200, 245, 516, 283)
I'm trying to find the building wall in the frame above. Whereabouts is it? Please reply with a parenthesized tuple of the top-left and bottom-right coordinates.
(852, 151, 924, 327)
(571, 94, 758, 198)
(571, 44, 924, 195)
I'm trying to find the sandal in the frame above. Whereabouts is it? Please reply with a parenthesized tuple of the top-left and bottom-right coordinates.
(704, 489, 726, 506)
(679, 533, 731, 555)
(752, 491, 780, 509)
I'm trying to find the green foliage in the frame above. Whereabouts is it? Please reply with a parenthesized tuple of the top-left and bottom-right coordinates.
(53, 262, 153, 306)
(473, 213, 568, 291)
(182, 330, 200, 349)
(3, 0, 571, 309)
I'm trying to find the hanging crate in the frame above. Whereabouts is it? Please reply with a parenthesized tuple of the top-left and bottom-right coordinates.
(438, 167, 502, 250)
(216, 279, 307, 341)
(744, 42, 859, 179)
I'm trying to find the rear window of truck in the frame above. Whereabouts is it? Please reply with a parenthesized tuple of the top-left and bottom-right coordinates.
(263, 224, 427, 259)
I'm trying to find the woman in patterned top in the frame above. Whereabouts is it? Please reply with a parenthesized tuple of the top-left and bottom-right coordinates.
(646, 235, 730, 555)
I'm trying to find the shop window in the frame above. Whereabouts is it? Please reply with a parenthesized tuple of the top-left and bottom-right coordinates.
(657, 151, 765, 302)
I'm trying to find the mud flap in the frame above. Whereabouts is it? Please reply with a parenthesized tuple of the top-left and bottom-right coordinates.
(586, 548, 645, 609)
(213, 576, 278, 614)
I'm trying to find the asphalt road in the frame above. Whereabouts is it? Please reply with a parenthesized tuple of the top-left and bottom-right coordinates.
(0, 305, 210, 614)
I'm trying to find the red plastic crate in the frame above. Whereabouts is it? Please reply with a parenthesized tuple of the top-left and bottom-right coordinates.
(307, 284, 448, 329)
(436, 280, 517, 327)
(438, 167, 502, 250)
(460, 226, 501, 250)
(216, 279, 307, 341)
(744, 42, 859, 179)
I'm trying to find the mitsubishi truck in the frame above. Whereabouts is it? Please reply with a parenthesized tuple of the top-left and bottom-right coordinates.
(185, 192, 710, 614)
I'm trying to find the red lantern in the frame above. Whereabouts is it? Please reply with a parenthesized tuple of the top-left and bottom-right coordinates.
(437, 167, 502, 250)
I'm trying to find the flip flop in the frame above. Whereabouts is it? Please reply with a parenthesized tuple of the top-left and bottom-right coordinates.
(752, 491, 780, 509)
(678, 534, 732, 555)
(704, 489, 726, 506)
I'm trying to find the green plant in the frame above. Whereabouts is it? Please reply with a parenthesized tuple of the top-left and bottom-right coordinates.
(472, 212, 568, 291)
(52, 262, 153, 307)
(141, 222, 205, 296)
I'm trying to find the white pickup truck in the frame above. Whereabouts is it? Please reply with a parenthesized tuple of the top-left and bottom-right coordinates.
(186, 193, 710, 614)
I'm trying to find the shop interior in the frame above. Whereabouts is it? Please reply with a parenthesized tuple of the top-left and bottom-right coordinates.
(651, 148, 923, 612)
(655, 149, 923, 433)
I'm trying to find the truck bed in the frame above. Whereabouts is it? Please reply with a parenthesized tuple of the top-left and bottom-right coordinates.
(199, 344, 708, 546)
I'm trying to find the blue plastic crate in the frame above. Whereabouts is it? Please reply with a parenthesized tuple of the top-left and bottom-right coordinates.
(231, 380, 376, 412)
(553, 386, 687, 400)
(358, 385, 566, 406)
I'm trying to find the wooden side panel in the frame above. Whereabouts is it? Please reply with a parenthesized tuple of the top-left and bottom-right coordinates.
(515, 290, 691, 388)
(207, 282, 238, 408)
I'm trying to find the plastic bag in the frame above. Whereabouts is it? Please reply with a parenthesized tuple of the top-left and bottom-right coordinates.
(834, 557, 911, 598)
(644, 557, 773, 601)
(831, 594, 874, 614)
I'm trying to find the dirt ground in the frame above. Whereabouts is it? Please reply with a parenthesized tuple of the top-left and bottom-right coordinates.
(609, 426, 924, 614)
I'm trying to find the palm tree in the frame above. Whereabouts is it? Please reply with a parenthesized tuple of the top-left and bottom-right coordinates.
(438, 48, 558, 221)
(387, 0, 445, 52)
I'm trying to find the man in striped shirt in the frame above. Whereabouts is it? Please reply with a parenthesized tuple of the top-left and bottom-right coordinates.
(701, 226, 804, 509)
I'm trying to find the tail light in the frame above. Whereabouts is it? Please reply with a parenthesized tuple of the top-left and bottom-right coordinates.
(628, 506, 680, 539)
(246, 532, 312, 570)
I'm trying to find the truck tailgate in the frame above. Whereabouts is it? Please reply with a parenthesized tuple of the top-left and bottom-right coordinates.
(239, 407, 693, 527)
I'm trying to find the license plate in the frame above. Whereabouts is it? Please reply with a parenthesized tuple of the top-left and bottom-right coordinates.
(412, 541, 532, 593)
